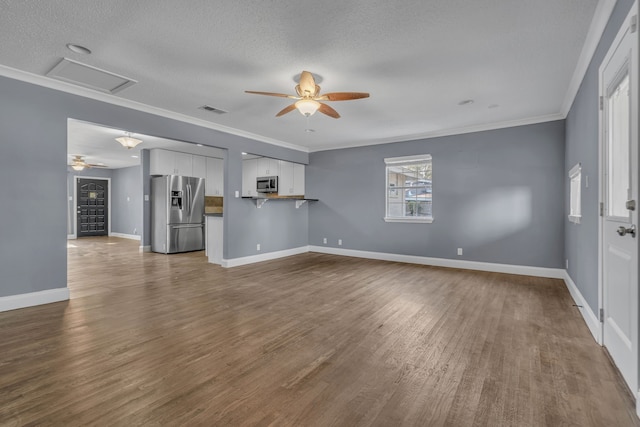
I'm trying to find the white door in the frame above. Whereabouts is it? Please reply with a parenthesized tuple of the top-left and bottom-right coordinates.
(600, 6, 639, 396)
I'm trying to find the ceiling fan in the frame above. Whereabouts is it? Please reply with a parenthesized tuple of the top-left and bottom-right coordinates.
(245, 71, 369, 119)
(69, 155, 107, 171)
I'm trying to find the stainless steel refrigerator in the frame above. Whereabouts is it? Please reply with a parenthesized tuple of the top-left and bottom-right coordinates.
(151, 175, 205, 254)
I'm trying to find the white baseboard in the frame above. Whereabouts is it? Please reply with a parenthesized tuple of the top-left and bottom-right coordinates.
(222, 246, 309, 268)
(562, 271, 601, 344)
(67, 234, 75, 240)
(139, 245, 151, 253)
(221, 245, 566, 278)
(308, 246, 565, 279)
(110, 233, 141, 241)
(0, 288, 70, 312)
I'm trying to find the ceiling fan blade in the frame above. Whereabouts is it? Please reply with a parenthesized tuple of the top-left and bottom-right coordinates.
(87, 164, 108, 168)
(276, 104, 298, 117)
(245, 91, 299, 99)
(316, 92, 370, 101)
(317, 103, 340, 119)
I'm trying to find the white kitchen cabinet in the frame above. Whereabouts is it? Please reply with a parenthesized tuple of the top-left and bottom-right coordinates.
(292, 162, 305, 196)
(206, 216, 223, 265)
(174, 152, 192, 176)
(277, 160, 305, 196)
(192, 155, 207, 179)
(242, 158, 258, 197)
(149, 149, 175, 175)
(150, 149, 200, 176)
(206, 157, 224, 196)
(257, 157, 279, 177)
(278, 160, 294, 195)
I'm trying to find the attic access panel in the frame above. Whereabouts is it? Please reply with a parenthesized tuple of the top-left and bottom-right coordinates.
(47, 58, 137, 94)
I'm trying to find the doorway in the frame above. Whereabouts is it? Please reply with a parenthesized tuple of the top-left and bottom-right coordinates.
(599, 2, 639, 398)
(76, 177, 109, 237)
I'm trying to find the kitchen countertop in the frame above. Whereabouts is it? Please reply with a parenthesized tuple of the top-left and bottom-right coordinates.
(204, 213, 223, 217)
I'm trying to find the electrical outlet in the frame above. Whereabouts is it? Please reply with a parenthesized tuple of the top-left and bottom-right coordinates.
(235, 190, 240, 198)
(338, 239, 343, 246)
(257, 243, 261, 251)
(323, 238, 327, 244)
(457, 248, 463, 256)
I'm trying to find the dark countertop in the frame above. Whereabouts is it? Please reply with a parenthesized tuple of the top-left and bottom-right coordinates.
(204, 213, 223, 217)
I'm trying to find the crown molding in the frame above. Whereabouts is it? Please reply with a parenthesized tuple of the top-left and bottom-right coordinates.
(0, 64, 309, 153)
(308, 112, 565, 152)
(561, 0, 617, 115)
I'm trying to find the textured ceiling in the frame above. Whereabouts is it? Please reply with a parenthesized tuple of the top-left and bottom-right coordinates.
(1, 0, 599, 152)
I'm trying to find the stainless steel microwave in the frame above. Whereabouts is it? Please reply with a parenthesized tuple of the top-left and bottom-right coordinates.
(257, 176, 278, 193)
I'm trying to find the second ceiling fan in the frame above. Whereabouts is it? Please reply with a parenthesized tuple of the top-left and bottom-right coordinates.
(245, 71, 369, 119)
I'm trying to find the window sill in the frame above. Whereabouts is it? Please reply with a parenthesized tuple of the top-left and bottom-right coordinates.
(568, 215, 581, 224)
(384, 217, 434, 223)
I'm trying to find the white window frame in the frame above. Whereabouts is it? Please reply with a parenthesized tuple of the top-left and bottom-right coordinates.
(569, 162, 582, 224)
(384, 154, 433, 223)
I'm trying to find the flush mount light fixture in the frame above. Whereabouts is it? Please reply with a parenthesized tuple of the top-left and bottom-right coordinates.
(115, 132, 143, 149)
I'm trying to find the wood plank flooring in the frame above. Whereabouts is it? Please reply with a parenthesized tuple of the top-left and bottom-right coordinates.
(0, 236, 637, 426)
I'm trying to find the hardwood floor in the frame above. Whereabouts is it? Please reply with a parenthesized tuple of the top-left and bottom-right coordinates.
(0, 236, 637, 426)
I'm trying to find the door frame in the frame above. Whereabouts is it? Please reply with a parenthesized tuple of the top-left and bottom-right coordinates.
(70, 175, 112, 239)
(597, 0, 639, 406)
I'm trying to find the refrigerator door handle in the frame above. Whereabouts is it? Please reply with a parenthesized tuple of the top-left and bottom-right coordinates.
(186, 184, 191, 216)
(169, 224, 203, 229)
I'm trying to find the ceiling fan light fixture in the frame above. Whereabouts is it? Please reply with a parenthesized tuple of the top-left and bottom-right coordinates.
(71, 164, 85, 171)
(115, 132, 143, 149)
(295, 99, 320, 117)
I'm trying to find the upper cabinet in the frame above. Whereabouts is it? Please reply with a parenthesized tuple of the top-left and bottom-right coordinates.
(257, 157, 279, 177)
(242, 158, 258, 197)
(292, 162, 305, 196)
(150, 149, 209, 178)
(278, 160, 305, 196)
(206, 157, 224, 196)
(192, 155, 207, 179)
(150, 149, 198, 176)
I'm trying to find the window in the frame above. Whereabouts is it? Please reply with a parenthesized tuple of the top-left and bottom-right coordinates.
(569, 163, 581, 224)
(385, 154, 433, 223)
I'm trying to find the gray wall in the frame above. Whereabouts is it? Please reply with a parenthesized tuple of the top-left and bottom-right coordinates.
(111, 165, 143, 237)
(0, 75, 308, 298)
(565, 0, 635, 312)
(308, 120, 565, 268)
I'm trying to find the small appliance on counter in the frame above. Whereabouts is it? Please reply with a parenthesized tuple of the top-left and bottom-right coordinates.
(151, 175, 205, 254)
(256, 176, 278, 194)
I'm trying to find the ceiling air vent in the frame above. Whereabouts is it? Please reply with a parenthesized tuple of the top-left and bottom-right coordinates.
(46, 58, 137, 94)
(199, 105, 227, 114)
